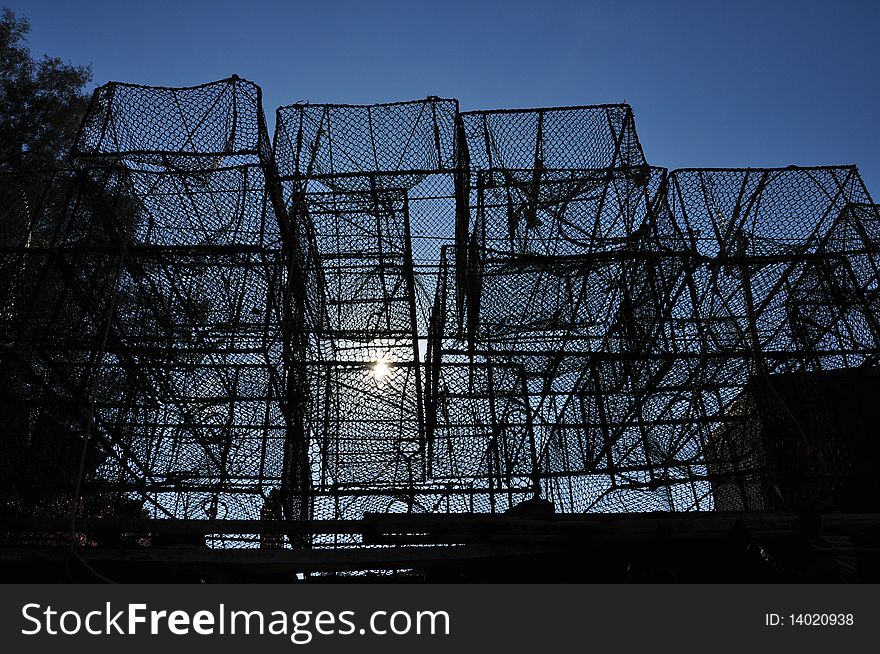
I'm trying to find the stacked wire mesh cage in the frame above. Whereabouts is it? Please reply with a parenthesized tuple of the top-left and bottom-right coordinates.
(1, 76, 879, 554)
(0, 77, 304, 548)
(273, 98, 472, 546)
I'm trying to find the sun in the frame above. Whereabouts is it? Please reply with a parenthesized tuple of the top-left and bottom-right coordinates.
(371, 360, 393, 381)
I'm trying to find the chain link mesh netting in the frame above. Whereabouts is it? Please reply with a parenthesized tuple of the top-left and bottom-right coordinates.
(2, 80, 879, 553)
(1, 78, 299, 549)
(73, 76, 271, 170)
(273, 99, 463, 542)
(459, 105, 646, 172)
(434, 162, 879, 513)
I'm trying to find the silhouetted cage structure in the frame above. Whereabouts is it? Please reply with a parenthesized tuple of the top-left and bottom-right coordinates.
(275, 98, 472, 544)
(458, 104, 646, 172)
(1, 78, 301, 549)
(431, 164, 880, 513)
(662, 168, 880, 512)
(425, 248, 539, 513)
(274, 97, 461, 324)
(2, 78, 879, 556)
(431, 171, 696, 512)
(73, 76, 273, 168)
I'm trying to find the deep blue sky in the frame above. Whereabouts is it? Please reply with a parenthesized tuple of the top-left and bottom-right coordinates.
(12, 0, 880, 193)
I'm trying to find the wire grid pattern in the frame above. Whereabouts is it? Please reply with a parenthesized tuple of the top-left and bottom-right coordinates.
(436, 107, 686, 512)
(274, 98, 458, 187)
(434, 192, 695, 512)
(274, 97, 461, 331)
(422, 250, 537, 515)
(663, 168, 879, 511)
(2, 79, 879, 552)
(0, 79, 297, 545)
(472, 166, 664, 257)
(299, 183, 425, 492)
(459, 105, 646, 172)
(73, 77, 271, 170)
(435, 162, 879, 513)
(274, 99, 463, 536)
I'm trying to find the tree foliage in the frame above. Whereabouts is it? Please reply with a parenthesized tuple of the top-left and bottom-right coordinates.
(0, 7, 92, 171)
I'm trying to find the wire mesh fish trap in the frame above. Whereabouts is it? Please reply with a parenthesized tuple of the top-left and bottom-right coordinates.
(430, 164, 880, 513)
(0, 78, 299, 549)
(433, 229, 700, 511)
(274, 97, 459, 184)
(0, 170, 99, 524)
(274, 98, 468, 534)
(434, 105, 690, 511)
(660, 168, 880, 511)
(3, 78, 880, 556)
(459, 104, 646, 172)
(275, 97, 462, 325)
(73, 76, 272, 171)
(469, 165, 663, 257)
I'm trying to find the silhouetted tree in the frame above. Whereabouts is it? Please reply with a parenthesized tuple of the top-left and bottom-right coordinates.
(0, 7, 91, 171)
(0, 8, 105, 528)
